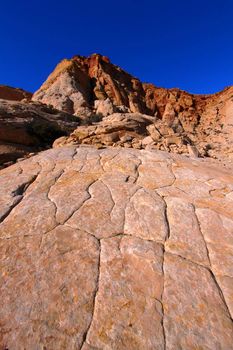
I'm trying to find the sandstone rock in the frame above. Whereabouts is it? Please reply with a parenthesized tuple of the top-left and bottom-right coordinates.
(164, 135, 183, 146)
(33, 54, 150, 117)
(85, 236, 164, 349)
(0, 99, 79, 165)
(33, 59, 93, 118)
(141, 135, 154, 146)
(94, 97, 115, 117)
(0, 146, 233, 348)
(163, 253, 233, 350)
(187, 144, 199, 157)
(0, 85, 32, 101)
(52, 136, 71, 148)
(30, 54, 233, 162)
(147, 124, 161, 141)
(60, 113, 155, 149)
(162, 102, 176, 125)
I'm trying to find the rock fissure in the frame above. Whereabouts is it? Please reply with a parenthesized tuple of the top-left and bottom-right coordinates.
(1, 146, 233, 348)
(193, 207, 233, 321)
(64, 223, 101, 243)
(99, 179, 115, 218)
(165, 249, 233, 320)
(47, 170, 65, 221)
(193, 206, 212, 266)
(101, 232, 164, 248)
(161, 252, 168, 348)
(99, 150, 120, 171)
(208, 270, 233, 321)
(165, 250, 212, 270)
(134, 158, 142, 184)
(61, 179, 99, 225)
(0, 173, 39, 224)
(158, 195, 171, 350)
(80, 240, 102, 349)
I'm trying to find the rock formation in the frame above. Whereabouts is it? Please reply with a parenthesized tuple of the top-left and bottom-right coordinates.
(0, 146, 233, 349)
(0, 99, 79, 167)
(53, 84, 233, 160)
(32, 54, 149, 118)
(0, 54, 233, 348)
(33, 54, 233, 162)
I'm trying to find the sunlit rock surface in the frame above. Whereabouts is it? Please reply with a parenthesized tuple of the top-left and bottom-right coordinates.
(0, 146, 233, 349)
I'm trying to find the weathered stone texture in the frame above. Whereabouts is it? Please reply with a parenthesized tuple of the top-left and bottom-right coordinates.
(0, 146, 233, 349)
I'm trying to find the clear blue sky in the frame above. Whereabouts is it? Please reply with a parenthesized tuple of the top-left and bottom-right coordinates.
(0, 0, 232, 94)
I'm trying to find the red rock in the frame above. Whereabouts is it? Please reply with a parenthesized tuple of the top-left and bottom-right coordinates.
(0, 85, 32, 101)
(32, 54, 233, 162)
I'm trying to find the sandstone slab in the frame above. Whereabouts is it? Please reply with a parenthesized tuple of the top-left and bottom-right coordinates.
(0, 146, 232, 348)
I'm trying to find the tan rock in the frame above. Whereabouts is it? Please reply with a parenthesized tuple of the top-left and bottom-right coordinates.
(0, 225, 99, 349)
(0, 146, 233, 348)
(29, 54, 233, 162)
(187, 144, 199, 157)
(163, 253, 233, 349)
(162, 102, 176, 125)
(147, 124, 161, 141)
(141, 135, 154, 146)
(165, 197, 209, 266)
(85, 236, 164, 350)
(94, 98, 115, 117)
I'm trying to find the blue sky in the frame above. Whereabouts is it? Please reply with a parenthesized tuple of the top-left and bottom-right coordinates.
(0, 0, 232, 94)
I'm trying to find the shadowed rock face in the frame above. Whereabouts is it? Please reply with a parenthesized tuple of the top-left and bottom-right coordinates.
(0, 85, 32, 101)
(0, 99, 79, 167)
(32, 54, 233, 161)
(0, 146, 233, 349)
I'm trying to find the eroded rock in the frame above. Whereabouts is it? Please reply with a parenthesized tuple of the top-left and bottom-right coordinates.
(0, 146, 232, 348)
(0, 99, 79, 166)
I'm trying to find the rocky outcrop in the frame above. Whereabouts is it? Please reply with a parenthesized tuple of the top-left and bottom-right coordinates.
(32, 54, 233, 161)
(0, 85, 32, 101)
(32, 54, 152, 117)
(53, 88, 233, 161)
(0, 146, 233, 349)
(0, 99, 79, 167)
(1, 52, 233, 349)
(53, 113, 156, 150)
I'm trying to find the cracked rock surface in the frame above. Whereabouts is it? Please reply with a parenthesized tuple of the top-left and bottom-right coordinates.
(0, 146, 233, 349)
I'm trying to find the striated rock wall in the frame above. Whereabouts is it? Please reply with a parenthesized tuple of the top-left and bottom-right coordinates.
(0, 146, 233, 349)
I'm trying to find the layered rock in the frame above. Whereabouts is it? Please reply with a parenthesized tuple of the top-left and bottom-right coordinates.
(32, 54, 233, 161)
(0, 99, 79, 167)
(53, 89, 233, 161)
(0, 146, 233, 348)
(32, 54, 153, 117)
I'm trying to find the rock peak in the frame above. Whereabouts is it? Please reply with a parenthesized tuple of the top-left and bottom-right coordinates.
(31, 55, 233, 161)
